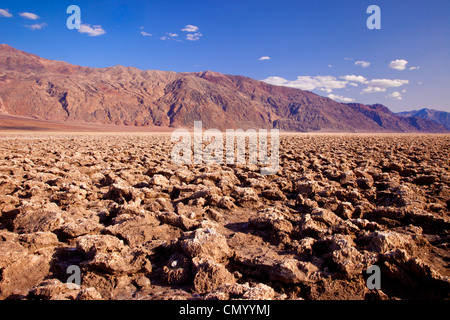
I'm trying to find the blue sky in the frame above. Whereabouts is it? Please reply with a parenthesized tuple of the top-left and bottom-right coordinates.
(0, 0, 449, 112)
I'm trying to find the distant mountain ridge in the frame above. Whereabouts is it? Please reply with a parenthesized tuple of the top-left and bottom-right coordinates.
(397, 108, 450, 130)
(346, 104, 448, 133)
(0, 44, 447, 132)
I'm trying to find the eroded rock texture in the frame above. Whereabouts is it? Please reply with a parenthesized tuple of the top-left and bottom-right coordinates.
(0, 133, 448, 300)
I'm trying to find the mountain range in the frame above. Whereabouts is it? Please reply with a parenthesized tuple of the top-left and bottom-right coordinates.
(397, 108, 450, 130)
(0, 44, 447, 132)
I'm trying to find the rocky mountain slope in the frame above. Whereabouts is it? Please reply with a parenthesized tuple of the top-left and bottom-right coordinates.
(397, 108, 450, 130)
(346, 104, 448, 133)
(0, 44, 447, 132)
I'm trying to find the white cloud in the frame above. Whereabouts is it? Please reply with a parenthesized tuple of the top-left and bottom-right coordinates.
(361, 87, 387, 93)
(339, 75, 367, 83)
(160, 33, 180, 40)
(182, 25, 199, 32)
(140, 31, 152, 36)
(355, 60, 370, 68)
(175, 25, 203, 41)
(308, 76, 348, 90)
(328, 64, 333, 68)
(262, 75, 347, 92)
(186, 32, 202, 41)
(0, 9, 12, 17)
(361, 78, 409, 94)
(78, 24, 106, 37)
(263, 73, 410, 98)
(262, 76, 289, 86)
(365, 78, 409, 88)
(409, 66, 420, 70)
(387, 91, 403, 100)
(25, 23, 47, 30)
(389, 59, 408, 71)
(328, 94, 355, 103)
(20, 12, 39, 20)
(258, 56, 270, 61)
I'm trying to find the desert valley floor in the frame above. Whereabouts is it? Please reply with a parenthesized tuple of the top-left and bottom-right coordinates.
(0, 132, 449, 300)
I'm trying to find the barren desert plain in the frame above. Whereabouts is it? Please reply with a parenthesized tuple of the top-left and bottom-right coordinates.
(0, 130, 448, 300)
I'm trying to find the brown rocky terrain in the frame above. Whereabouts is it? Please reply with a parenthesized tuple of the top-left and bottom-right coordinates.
(0, 132, 448, 300)
(0, 44, 447, 133)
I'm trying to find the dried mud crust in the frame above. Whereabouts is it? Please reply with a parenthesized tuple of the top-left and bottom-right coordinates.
(0, 132, 449, 300)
